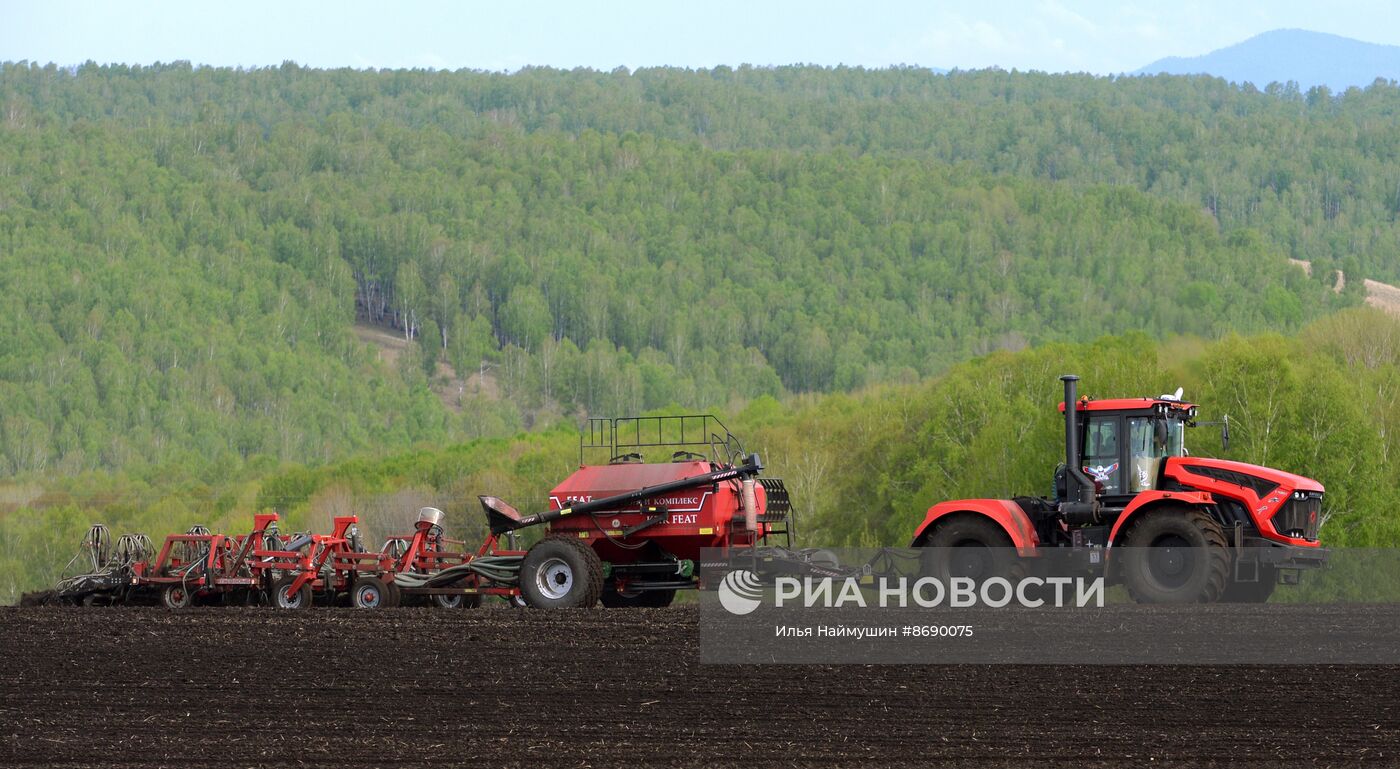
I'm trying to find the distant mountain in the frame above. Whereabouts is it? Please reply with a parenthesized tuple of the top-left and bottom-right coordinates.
(1135, 29, 1400, 91)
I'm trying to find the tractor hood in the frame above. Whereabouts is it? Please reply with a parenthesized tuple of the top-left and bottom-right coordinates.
(1171, 456, 1325, 494)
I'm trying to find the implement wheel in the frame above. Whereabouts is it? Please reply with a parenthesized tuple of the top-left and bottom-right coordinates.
(520, 537, 604, 609)
(222, 588, 258, 607)
(432, 592, 483, 609)
(161, 585, 193, 610)
(601, 586, 676, 608)
(271, 576, 313, 610)
(351, 577, 397, 609)
(1119, 507, 1230, 604)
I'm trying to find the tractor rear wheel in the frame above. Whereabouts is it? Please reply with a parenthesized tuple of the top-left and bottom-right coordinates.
(919, 515, 1023, 584)
(601, 586, 676, 608)
(1119, 507, 1230, 604)
(1221, 565, 1278, 603)
(351, 577, 397, 609)
(271, 576, 313, 610)
(520, 537, 604, 609)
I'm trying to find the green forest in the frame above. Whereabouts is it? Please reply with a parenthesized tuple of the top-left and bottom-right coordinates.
(1, 63, 1399, 600)
(5, 309, 1400, 601)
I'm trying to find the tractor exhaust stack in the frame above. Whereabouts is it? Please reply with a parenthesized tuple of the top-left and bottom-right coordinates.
(1059, 374, 1099, 523)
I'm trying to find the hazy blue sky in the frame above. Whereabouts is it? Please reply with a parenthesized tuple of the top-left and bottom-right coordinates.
(3, 0, 1397, 75)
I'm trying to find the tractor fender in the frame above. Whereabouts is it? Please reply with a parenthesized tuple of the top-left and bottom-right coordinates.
(1106, 490, 1215, 547)
(911, 500, 1039, 552)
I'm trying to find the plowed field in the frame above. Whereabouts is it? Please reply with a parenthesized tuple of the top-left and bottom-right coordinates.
(0, 606, 1395, 767)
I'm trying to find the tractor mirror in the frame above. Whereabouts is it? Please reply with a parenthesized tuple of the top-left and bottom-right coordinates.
(1221, 415, 1230, 451)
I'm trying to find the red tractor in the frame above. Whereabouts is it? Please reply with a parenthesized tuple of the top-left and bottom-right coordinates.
(912, 375, 1327, 603)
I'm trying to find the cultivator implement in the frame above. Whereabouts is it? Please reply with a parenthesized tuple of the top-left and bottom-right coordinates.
(49, 525, 154, 606)
(38, 414, 814, 609)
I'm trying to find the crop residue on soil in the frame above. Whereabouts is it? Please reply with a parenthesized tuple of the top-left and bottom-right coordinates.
(0, 606, 1396, 767)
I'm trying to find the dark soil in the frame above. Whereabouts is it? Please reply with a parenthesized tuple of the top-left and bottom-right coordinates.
(0, 606, 1395, 767)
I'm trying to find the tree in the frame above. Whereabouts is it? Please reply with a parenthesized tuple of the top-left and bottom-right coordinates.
(432, 273, 458, 350)
(395, 261, 426, 341)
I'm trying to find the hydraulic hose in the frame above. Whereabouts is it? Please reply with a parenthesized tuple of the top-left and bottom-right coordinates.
(392, 555, 523, 588)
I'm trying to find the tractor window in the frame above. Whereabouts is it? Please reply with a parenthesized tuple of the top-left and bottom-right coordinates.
(1127, 417, 1183, 492)
(1082, 418, 1122, 495)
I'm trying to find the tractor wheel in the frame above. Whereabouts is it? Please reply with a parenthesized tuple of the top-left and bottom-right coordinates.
(601, 586, 677, 608)
(1221, 565, 1278, 603)
(271, 576, 313, 610)
(519, 537, 604, 609)
(919, 515, 1024, 584)
(161, 585, 193, 610)
(1119, 507, 1230, 604)
(351, 577, 397, 609)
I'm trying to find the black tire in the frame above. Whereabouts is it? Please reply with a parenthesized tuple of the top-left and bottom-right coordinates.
(519, 537, 604, 609)
(918, 514, 1023, 583)
(1221, 565, 1278, 603)
(1118, 507, 1230, 604)
(271, 575, 313, 610)
(161, 585, 193, 610)
(601, 587, 677, 608)
(431, 593, 460, 609)
(222, 588, 258, 607)
(431, 591, 483, 609)
(351, 577, 397, 609)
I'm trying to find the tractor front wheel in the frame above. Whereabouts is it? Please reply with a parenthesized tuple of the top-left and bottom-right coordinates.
(520, 537, 604, 609)
(1119, 507, 1230, 604)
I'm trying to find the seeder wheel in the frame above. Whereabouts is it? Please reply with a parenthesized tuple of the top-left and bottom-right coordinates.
(601, 586, 676, 608)
(351, 577, 398, 609)
(431, 592, 483, 609)
(222, 588, 259, 607)
(519, 537, 604, 609)
(161, 585, 192, 610)
(271, 576, 313, 610)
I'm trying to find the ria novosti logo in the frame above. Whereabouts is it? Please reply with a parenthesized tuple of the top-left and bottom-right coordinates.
(717, 570, 764, 615)
(715, 572, 1105, 615)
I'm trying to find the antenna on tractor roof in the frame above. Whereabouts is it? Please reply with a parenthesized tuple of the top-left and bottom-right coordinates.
(1160, 387, 1184, 402)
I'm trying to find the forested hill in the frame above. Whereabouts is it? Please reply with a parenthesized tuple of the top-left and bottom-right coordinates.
(8, 63, 1400, 283)
(0, 64, 1361, 479)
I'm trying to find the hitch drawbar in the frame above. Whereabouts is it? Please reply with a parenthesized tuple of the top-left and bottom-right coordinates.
(484, 454, 765, 534)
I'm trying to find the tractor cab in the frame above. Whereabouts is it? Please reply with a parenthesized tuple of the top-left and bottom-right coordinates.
(1056, 394, 1196, 505)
